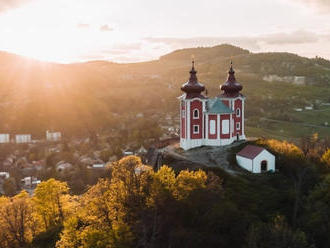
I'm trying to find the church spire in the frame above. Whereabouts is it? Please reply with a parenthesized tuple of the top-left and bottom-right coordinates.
(181, 59, 205, 99)
(227, 60, 236, 82)
(189, 58, 197, 83)
(220, 61, 243, 97)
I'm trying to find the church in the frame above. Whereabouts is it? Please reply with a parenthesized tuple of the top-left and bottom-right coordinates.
(179, 61, 246, 150)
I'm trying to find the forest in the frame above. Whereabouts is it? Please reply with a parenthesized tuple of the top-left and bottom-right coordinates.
(0, 137, 330, 248)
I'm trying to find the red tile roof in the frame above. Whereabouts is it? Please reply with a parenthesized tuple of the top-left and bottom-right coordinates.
(237, 145, 265, 159)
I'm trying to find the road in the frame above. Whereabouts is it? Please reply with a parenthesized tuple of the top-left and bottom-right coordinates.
(261, 118, 330, 129)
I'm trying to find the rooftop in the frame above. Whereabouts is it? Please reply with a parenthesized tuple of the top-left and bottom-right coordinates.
(236, 145, 265, 159)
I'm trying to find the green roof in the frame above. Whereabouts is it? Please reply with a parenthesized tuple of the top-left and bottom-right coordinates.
(207, 98, 233, 114)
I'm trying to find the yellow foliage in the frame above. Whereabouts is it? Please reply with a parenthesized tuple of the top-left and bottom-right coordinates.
(257, 139, 303, 158)
(174, 169, 207, 200)
(33, 179, 69, 230)
(153, 165, 176, 191)
(321, 148, 330, 166)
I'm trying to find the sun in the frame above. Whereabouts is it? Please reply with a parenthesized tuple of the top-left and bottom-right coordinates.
(0, 0, 102, 63)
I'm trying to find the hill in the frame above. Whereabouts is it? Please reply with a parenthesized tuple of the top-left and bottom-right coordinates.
(0, 44, 329, 140)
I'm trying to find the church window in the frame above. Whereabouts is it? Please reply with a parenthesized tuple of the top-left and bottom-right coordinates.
(193, 109, 199, 119)
(210, 120, 216, 135)
(221, 119, 229, 134)
(236, 122, 240, 130)
(193, 125, 199, 134)
(236, 108, 240, 117)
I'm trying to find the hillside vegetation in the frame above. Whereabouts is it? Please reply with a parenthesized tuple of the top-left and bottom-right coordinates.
(0, 138, 330, 248)
(0, 44, 329, 140)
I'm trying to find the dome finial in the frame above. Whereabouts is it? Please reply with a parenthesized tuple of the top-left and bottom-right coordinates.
(191, 54, 195, 70)
(189, 55, 197, 83)
(229, 60, 234, 74)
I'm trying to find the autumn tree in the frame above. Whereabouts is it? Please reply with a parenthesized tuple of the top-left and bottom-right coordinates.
(0, 191, 39, 248)
(321, 148, 330, 167)
(56, 156, 219, 248)
(33, 179, 69, 230)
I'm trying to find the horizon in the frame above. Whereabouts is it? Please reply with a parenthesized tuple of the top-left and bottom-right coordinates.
(1, 0, 330, 63)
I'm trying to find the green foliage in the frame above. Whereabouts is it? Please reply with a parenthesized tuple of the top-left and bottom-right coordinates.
(247, 216, 311, 248)
(303, 175, 330, 248)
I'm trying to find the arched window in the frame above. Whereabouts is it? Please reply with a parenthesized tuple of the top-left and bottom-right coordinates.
(261, 160, 268, 172)
(236, 108, 240, 117)
(193, 109, 199, 119)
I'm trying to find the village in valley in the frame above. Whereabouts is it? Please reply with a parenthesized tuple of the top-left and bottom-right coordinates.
(0, 108, 181, 195)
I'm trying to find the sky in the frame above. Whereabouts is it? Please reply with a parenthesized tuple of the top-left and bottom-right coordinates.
(0, 0, 330, 63)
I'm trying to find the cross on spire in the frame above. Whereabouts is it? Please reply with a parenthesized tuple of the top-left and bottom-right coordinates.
(191, 54, 195, 70)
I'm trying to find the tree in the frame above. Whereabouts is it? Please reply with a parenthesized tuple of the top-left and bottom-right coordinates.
(247, 216, 311, 248)
(321, 148, 330, 167)
(303, 175, 330, 248)
(33, 179, 69, 230)
(3, 177, 17, 196)
(0, 191, 39, 248)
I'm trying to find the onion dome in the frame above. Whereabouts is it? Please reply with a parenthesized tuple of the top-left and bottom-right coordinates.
(181, 60, 205, 99)
(220, 61, 243, 97)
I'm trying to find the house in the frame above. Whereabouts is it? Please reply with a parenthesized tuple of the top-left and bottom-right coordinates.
(21, 176, 41, 187)
(123, 151, 134, 156)
(90, 164, 105, 169)
(137, 146, 147, 154)
(179, 61, 245, 150)
(56, 162, 73, 172)
(46, 130, 62, 141)
(0, 172, 10, 180)
(0, 134, 10, 143)
(15, 134, 31, 143)
(236, 145, 275, 173)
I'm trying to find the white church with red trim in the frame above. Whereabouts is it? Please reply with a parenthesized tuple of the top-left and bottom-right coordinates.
(179, 61, 246, 150)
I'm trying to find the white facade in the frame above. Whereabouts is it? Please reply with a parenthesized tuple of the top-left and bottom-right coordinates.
(0, 172, 10, 179)
(0, 134, 10, 143)
(236, 149, 275, 173)
(15, 134, 31, 144)
(46, 131, 62, 141)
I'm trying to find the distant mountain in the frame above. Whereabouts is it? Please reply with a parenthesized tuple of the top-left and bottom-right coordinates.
(160, 44, 250, 62)
(0, 44, 329, 139)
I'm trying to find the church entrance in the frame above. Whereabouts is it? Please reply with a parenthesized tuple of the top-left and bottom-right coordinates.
(261, 160, 268, 172)
(236, 134, 239, 141)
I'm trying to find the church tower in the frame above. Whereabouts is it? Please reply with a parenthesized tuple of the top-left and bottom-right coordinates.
(179, 61, 245, 150)
(179, 61, 207, 150)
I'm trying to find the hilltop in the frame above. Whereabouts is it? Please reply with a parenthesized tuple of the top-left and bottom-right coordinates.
(0, 44, 329, 140)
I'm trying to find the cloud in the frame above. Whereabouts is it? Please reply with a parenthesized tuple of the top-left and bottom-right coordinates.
(112, 43, 142, 50)
(77, 23, 90, 29)
(293, 0, 330, 13)
(100, 24, 113, 32)
(0, 0, 32, 12)
(260, 30, 319, 45)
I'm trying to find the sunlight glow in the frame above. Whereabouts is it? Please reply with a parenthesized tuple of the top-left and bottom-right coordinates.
(0, 0, 330, 62)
